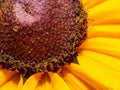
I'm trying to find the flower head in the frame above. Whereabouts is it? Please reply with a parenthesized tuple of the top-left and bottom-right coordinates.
(0, 0, 120, 90)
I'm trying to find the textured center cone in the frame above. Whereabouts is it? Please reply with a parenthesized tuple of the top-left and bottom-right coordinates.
(0, 0, 87, 77)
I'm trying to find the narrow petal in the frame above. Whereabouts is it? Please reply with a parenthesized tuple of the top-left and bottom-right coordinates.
(0, 69, 22, 90)
(35, 73, 52, 90)
(79, 50, 120, 71)
(48, 72, 70, 90)
(17, 75, 23, 90)
(88, 25, 120, 38)
(23, 72, 70, 90)
(36, 72, 70, 90)
(80, 38, 120, 58)
(88, 10, 120, 25)
(58, 67, 91, 90)
(77, 53, 120, 90)
(88, 0, 120, 15)
(59, 64, 108, 89)
(22, 73, 42, 90)
(87, 0, 120, 25)
(83, 0, 106, 10)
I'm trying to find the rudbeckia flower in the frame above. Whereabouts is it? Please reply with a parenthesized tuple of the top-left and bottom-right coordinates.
(0, 0, 120, 90)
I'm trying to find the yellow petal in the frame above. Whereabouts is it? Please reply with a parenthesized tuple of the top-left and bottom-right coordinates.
(83, 0, 106, 10)
(36, 72, 70, 90)
(23, 72, 70, 90)
(22, 73, 42, 90)
(79, 50, 120, 71)
(35, 73, 52, 90)
(88, 0, 120, 15)
(60, 64, 109, 89)
(77, 52, 120, 90)
(58, 66, 91, 90)
(48, 72, 70, 90)
(81, 0, 89, 5)
(88, 10, 120, 25)
(88, 25, 120, 38)
(87, 0, 120, 25)
(17, 75, 23, 90)
(0, 69, 22, 90)
(80, 38, 120, 58)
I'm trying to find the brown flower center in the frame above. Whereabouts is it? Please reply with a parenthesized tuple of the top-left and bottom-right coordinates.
(0, 0, 87, 78)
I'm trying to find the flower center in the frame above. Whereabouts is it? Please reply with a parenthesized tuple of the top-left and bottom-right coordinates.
(0, 0, 87, 78)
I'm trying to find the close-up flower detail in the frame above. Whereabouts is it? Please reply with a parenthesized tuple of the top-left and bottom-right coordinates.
(0, 0, 120, 90)
(0, 0, 87, 78)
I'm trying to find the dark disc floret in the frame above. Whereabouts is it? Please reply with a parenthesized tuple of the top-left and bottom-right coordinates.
(0, 0, 87, 78)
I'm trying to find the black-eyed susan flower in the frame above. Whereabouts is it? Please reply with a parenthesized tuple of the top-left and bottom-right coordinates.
(0, 0, 120, 90)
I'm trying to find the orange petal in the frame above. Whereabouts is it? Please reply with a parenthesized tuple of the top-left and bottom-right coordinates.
(88, 25, 120, 38)
(48, 72, 70, 90)
(83, 0, 106, 10)
(88, 10, 120, 25)
(80, 38, 120, 58)
(87, 0, 120, 25)
(79, 50, 120, 71)
(59, 64, 109, 89)
(35, 73, 52, 90)
(23, 72, 70, 90)
(17, 75, 23, 90)
(87, 0, 120, 15)
(22, 73, 42, 90)
(58, 66, 90, 90)
(0, 69, 23, 90)
(77, 53, 120, 89)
